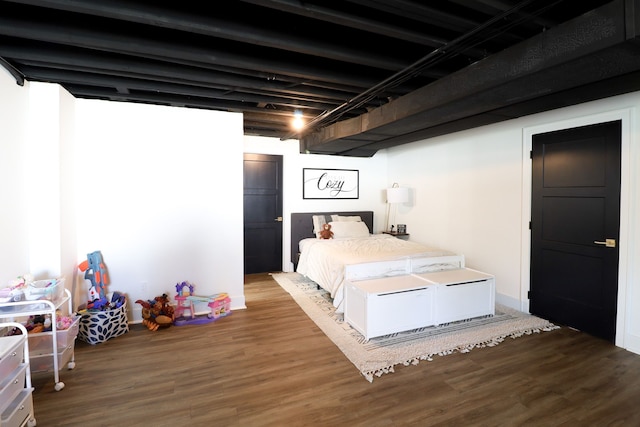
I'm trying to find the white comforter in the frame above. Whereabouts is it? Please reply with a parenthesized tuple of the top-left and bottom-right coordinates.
(296, 234, 455, 312)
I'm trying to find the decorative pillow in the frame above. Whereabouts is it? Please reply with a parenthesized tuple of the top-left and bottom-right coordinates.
(328, 221, 370, 239)
(312, 214, 334, 238)
(330, 215, 362, 222)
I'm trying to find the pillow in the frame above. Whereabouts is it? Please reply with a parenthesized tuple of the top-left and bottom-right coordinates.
(328, 221, 370, 239)
(331, 215, 362, 222)
(312, 214, 333, 237)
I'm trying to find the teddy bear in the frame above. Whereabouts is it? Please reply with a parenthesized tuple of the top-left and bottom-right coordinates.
(319, 223, 334, 239)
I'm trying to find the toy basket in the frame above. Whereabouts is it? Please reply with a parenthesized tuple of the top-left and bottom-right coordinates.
(78, 301, 129, 345)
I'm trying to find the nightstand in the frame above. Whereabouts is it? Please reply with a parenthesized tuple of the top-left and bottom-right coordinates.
(383, 231, 410, 240)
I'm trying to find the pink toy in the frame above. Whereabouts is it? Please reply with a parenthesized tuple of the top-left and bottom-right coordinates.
(207, 294, 231, 320)
(174, 281, 196, 320)
(173, 281, 231, 326)
(56, 315, 75, 330)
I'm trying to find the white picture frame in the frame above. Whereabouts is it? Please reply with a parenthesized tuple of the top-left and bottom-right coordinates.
(303, 168, 359, 199)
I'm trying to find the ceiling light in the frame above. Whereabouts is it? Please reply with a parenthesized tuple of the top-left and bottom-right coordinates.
(292, 110, 304, 131)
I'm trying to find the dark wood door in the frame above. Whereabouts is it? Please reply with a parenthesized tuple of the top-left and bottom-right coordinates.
(243, 153, 283, 274)
(530, 121, 621, 342)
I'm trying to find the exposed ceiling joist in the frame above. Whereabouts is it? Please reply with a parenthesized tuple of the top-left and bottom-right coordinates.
(300, 0, 640, 156)
(0, 0, 631, 152)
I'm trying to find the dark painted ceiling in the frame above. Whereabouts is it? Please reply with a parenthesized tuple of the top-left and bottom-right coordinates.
(1, 0, 637, 156)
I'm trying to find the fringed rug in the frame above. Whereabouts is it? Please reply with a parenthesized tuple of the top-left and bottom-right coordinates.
(271, 272, 559, 382)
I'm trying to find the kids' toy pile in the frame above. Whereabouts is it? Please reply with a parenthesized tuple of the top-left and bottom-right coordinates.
(0, 275, 31, 303)
(76, 250, 129, 344)
(78, 250, 125, 311)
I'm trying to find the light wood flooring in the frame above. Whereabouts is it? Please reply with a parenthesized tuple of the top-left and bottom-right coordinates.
(31, 273, 640, 426)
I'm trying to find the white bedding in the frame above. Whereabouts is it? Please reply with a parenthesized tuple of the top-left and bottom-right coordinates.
(296, 234, 456, 313)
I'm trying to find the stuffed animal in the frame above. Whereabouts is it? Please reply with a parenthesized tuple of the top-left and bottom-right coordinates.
(136, 293, 175, 331)
(319, 223, 334, 239)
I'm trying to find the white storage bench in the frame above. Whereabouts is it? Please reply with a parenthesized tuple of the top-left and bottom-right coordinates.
(414, 268, 495, 325)
(345, 275, 436, 341)
(345, 268, 495, 340)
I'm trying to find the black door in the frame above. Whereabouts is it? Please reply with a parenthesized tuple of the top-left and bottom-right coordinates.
(530, 121, 621, 342)
(243, 153, 283, 274)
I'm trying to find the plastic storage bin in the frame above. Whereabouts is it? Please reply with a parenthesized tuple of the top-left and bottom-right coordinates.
(1, 389, 33, 426)
(24, 278, 65, 303)
(30, 345, 75, 373)
(0, 363, 27, 410)
(27, 316, 80, 356)
(0, 335, 25, 380)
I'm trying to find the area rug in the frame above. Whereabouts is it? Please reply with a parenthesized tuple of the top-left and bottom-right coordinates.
(271, 272, 559, 382)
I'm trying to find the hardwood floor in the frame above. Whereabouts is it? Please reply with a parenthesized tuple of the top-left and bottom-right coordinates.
(31, 273, 640, 426)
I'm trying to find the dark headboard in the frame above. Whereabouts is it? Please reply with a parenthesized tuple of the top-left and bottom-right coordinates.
(290, 211, 374, 269)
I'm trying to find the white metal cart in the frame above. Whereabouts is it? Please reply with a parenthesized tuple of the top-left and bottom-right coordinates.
(0, 289, 76, 391)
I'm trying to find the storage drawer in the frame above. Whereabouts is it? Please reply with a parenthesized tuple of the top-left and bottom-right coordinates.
(30, 344, 74, 373)
(0, 388, 33, 427)
(28, 316, 80, 355)
(0, 336, 24, 380)
(0, 364, 27, 414)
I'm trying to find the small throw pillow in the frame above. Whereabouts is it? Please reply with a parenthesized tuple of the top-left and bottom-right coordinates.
(328, 221, 370, 239)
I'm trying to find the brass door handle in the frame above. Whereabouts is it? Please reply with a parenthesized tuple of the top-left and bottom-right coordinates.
(274, 216, 283, 222)
(594, 239, 616, 248)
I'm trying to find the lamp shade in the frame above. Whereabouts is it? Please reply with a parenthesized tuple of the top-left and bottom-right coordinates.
(386, 186, 409, 204)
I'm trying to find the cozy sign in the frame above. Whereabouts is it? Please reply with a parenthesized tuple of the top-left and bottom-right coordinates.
(303, 168, 359, 199)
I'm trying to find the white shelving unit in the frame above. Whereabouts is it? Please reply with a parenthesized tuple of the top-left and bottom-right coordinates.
(0, 289, 76, 391)
(0, 322, 36, 427)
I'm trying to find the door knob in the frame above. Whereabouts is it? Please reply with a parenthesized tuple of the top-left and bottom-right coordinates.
(594, 238, 616, 248)
(274, 216, 283, 222)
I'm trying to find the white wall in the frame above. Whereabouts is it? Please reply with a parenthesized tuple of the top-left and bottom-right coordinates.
(0, 73, 246, 322)
(74, 100, 245, 319)
(386, 121, 526, 304)
(0, 68, 30, 281)
(244, 135, 389, 271)
(58, 86, 79, 302)
(0, 77, 78, 294)
(386, 92, 640, 354)
(25, 83, 64, 278)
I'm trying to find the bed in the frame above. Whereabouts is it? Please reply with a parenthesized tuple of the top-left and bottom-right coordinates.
(292, 211, 465, 313)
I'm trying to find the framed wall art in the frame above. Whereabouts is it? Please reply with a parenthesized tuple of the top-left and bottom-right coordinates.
(303, 168, 359, 199)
